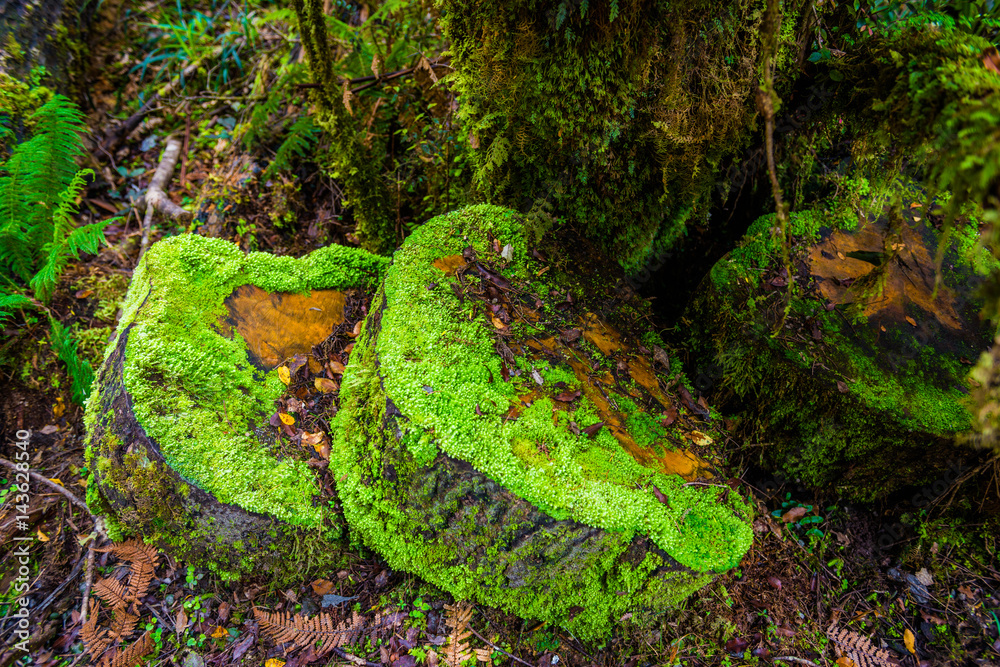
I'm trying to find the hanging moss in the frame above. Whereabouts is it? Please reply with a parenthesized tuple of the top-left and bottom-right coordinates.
(291, 0, 397, 255)
(333, 205, 753, 638)
(438, 0, 808, 271)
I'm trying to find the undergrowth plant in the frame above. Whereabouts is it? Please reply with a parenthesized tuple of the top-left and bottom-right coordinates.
(0, 93, 114, 404)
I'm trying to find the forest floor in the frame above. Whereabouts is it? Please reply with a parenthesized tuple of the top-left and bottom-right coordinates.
(3, 2, 1000, 666)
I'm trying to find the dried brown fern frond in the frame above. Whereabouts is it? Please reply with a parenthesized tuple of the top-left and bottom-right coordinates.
(82, 599, 111, 659)
(100, 630, 154, 667)
(255, 607, 377, 656)
(827, 626, 895, 667)
(443, 601, 475, 667)
(93, 577, 130, 611)
(125, 558, 155, 603)
(108, 609, 141, 643)
(95, 539, 158, 567)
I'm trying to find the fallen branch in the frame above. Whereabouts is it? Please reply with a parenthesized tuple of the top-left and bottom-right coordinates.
(773, 657, 821, 667)
(140, 137, 190, 259)
(295, 60, 452, 95)
(0, 458, 89, 512)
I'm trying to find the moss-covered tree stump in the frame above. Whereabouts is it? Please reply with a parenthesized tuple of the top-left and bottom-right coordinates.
(333, 205, 753, 638)
(85, 234, 388, 579)
(687, 203, 994, 498)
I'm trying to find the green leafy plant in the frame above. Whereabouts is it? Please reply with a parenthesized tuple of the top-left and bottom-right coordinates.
(49, 315, 95, 406)
(0, 94, 114, 406)
(0, 94, 111, 303)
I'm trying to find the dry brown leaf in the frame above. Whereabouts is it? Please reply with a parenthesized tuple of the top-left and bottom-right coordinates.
(315, 377, 338, 393)
(903, 628, 916, 655)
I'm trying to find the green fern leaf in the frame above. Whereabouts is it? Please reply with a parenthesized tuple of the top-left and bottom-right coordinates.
(49, 315, 94, 406)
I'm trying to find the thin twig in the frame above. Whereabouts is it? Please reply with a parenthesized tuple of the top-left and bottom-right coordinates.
(80, 541, 97, 624)
(0, 458, 89, 511)
(467, 625, 533, 667)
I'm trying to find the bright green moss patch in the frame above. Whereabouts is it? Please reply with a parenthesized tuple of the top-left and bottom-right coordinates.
(365, 205, 750, 572)
(90, 234, 387, 526)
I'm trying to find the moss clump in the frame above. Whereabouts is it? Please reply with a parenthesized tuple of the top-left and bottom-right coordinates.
(688, 195, 993, 498)
(84, 234, 388, 576)
(439, 0, 807, 271)
(105, 234, 386, 522)
(334, 204, 752, 637)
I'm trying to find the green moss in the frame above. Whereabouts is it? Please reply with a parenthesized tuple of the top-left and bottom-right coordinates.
(689, 190, 991, 496)
(356, 205, 749, 571)
(332, 205, 752, 637)
(88, 234, 388, 526)
(439, 0, 810, 270)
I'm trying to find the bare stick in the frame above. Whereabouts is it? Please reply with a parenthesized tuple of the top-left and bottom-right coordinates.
(0, 458, 89, 511)
(140, 138, 190, 259)
(80, 541, 97, 624)
(773, 657, 821, 667)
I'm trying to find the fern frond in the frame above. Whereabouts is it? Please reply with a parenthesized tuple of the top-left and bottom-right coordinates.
(263, 115, 320, 180)
(49, 316, 95, 405)
(0, 290, 33, 323)
(29, 170, 111, 303)
(102, 630, 154, 667)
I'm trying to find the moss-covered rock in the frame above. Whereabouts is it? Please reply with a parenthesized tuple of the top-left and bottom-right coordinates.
(333, 204, 753, 639)
(686, 197, 995, 499)
(85, 233, 388, 579)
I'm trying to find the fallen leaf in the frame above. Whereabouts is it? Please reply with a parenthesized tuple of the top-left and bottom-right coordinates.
(767, 576, 782, 590)
(984, 46, 1000, 74)
(904, 628, 916, 655)
(176, 608, 189, 635)
(553, 390, 582, 402)
(328, 361, 346, 375)
(835, 658, 857, 667)
(48, 478, 63, 486)
(311, 578, 335, 595)
(36, 528, 49, 542)
(315, 377, 339, 393)
(836, 380, 849, 394)
(278, 413, 295, 426)
(781, 506, 808, 523)
(501, 243, 514, 261)
(350, 321, 362, 337)
(582, 422, 604, 437)
(560, 328, 582, 343)
(264, 660, 285, 667)
(277, 366, 291, 385)
(650, 484, 670, 506)
(217, 602, 231, 622)
(905, 316, 917, 327)
(725, 637, 749, 653)
(288, 354, 308, 376)
(301, 431, 325, 446)
(39, 424, 59, 434)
